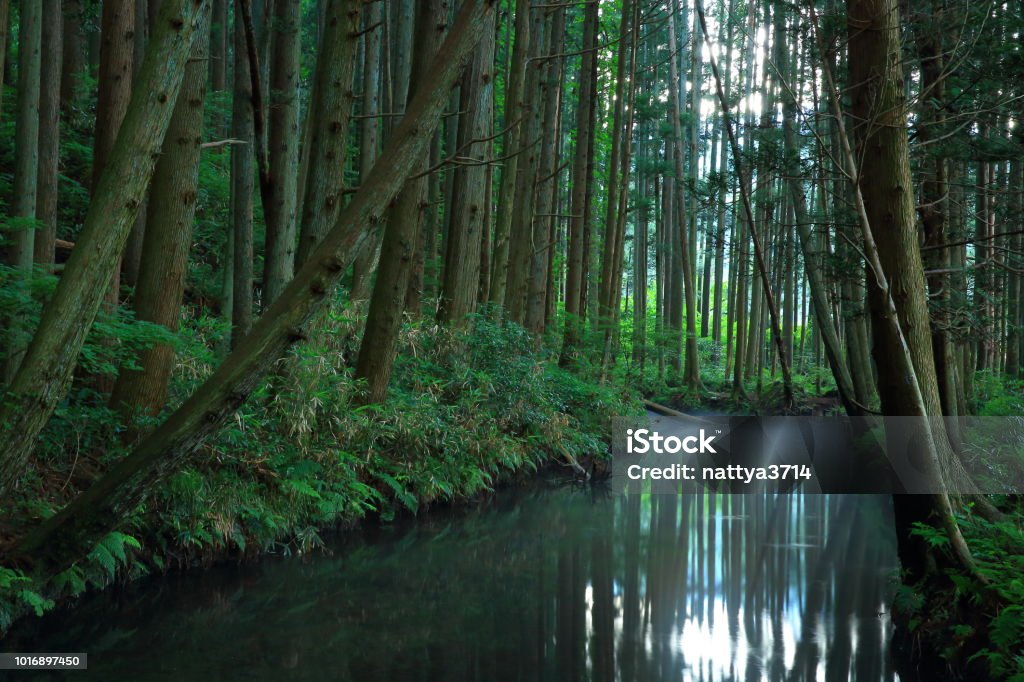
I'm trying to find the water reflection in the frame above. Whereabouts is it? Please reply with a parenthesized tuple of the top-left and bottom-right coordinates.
(9, 485, 902, 682)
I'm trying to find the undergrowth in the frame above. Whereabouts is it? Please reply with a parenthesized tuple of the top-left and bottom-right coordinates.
(0, 301, 640, 633)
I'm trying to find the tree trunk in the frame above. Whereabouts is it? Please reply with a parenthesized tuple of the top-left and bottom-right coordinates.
(3, 0, 42, 381)
(0, 0, 212, 500)
(349, 3, 385, 301)
(262, 0, 301, 306)
(668, 0, 701, 389)
(9, 0, 42, 271)
(355, 0, 447, 404)
(109, 16, 210, 423)
(487, 0, 529, 308)
(33, 0, 62, 266)
(523, 6, 564, 335)
(59, 0, 83, 111)
(438, 5, 496, 325)
(559, 0, 598, 365)
(293, 0, 361, 268)
(16, 0, 497, 569)
(230, 1, 254, 345)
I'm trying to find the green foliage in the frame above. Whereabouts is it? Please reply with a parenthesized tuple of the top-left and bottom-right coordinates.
(908, 512, 1024, 680)
(0, 299, 639, 633)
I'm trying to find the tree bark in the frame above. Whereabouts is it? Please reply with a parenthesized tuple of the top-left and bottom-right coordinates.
(349, 3, 385, 301)
(293, 0, 361, 267)
(34, 0, 63, 266)
(230, 0, 254, 345)
(559, 0, 598, 365)
(0, 0, 212, 500)
(487, 0, 529, 307)
(438, 5, 496, 325)
(262, 0, 301, 306)
(3, 0, 42, 382)
(109, 11, 210, 424)
(16, 0, 498, 568)
(355, 0, 447, 404)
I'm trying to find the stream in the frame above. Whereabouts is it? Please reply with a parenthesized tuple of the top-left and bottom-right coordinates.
(7, 477, 907, 681)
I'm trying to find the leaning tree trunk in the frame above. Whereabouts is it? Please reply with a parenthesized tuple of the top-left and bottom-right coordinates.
(355, 0, 448, 404)
(0, 0, 212, 501)
(15, 0, 498, 570)
(109, 15, 210, 425)
(812, 0, 978, 576)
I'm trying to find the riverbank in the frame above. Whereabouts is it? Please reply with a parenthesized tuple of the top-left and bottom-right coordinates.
(0, 310, 642, 635)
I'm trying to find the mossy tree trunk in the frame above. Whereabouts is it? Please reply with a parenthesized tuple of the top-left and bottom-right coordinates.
(109, 9, 211, 424)
(16, 0, 498, 569)
(0, 0, 212, 500)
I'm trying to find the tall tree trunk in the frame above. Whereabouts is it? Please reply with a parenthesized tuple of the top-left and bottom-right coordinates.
(355, 0, 447, 404)
(262, 0, 301, 306)
(92, 0, 136, 381)
(596, 0, 632, 350)
(523, 6, 564, 334)
(488, 0, 529, 307)
(9, 0, 42, 272)
(668, 0, 701, 389)
(3, 0, 42, 382)
(229, 0, 254, 346)
(775, 8, 859, 414)
(59, 0, 84, 111)
(438, 5, 496, 325)
(293, 0, 361, 268)
(0, 0, 213, 499)
(34, 0, 62, 266)
(814, 0, 977, 574)
(109, 17, 210, 423)
(503, 3, 546, 324)
(208, 0, 227, 91)
(349, 4, 385, 301)
(559, 0, 598, 365)
(16, 0, 498, 568)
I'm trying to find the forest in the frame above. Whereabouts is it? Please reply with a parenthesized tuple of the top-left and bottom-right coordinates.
(0, 0, 1023, 679)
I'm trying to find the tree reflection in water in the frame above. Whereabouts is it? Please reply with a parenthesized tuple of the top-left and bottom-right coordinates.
(11, 484, 902, 682)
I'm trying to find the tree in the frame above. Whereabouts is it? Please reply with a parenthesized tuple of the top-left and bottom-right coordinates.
(229, 0, 255, 345)
(0, 0, 214, 500)
(3, 0, 42, 382)
(34, 0, 62, 267)
(355, 0, 448, 404)
(293, 0, 361, 268)
(109, 6, 211, 424)
(560, 0, 598, 365)
(262, 0, 301, 306)
(16, 0, 499, 568)
(349, 3, 385, 302)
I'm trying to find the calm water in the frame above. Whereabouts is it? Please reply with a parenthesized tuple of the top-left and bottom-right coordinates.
(8, 483, 903, 682)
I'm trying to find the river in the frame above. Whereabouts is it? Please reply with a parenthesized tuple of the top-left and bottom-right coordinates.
(7, 477, 906, 681)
